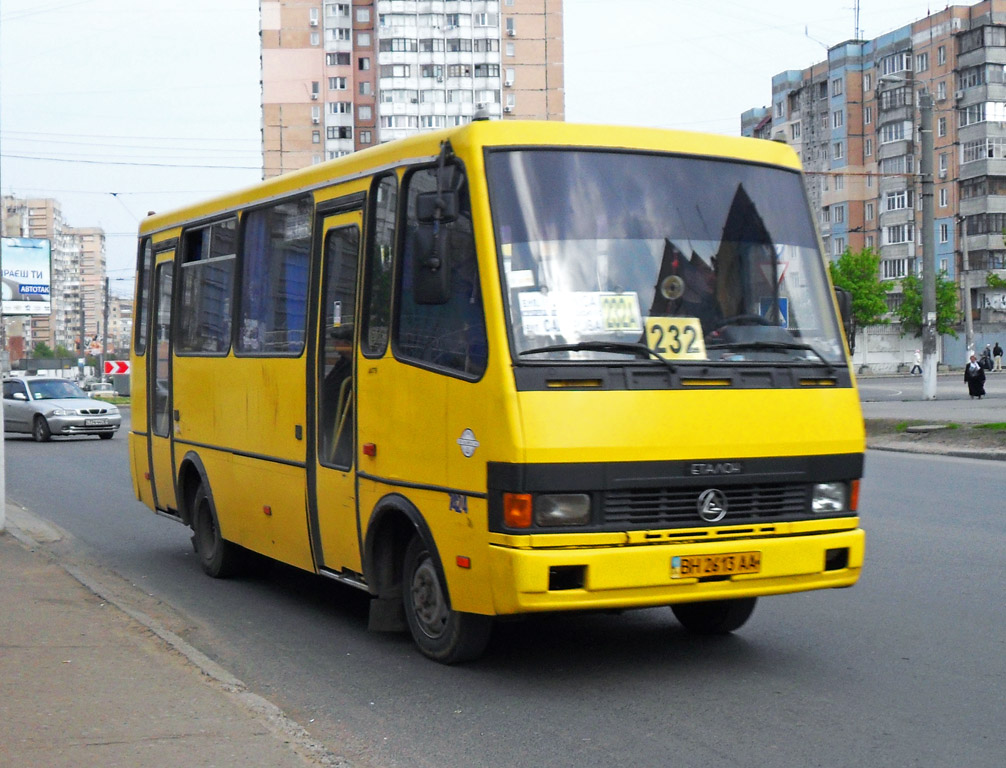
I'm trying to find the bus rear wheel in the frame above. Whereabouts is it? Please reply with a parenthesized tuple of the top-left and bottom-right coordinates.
(402, 536, 492, 664)
(192, 484, 243, 579)
(672, 597, 757, 635)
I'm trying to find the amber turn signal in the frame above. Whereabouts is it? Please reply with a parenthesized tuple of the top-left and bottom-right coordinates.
(503, 492, 533, 528)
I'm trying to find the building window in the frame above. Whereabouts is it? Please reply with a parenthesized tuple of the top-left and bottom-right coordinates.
(359, 130, 372, 144)
(938, 45, 946, 65)
(381, 64, 411, 78)
(880, 121, 909, 144)
(916, 52, 929, 73)
(881, 51, 911, 75)
(833, 142, 844, 160)
(359, 57, 370, 71)
(864, 106, 872, 124)
(359, 81, 372, 95)
(358, 105, 372, 120)
(885, 189, 914, 211)
(937, 80, 947, 101)
(310, 32, 320, 46)
(866, 202, 875, 220)
(832, 77, 843, 96)
(506, 17, 515, 36)
(832, 110, 843, 128)
(775, 101, 785, 119)
(312, 130, 320, 144)
(834, 204, 845, 223)
(356, 7, 370, 22)
(939, 187, 948, 207)
(865, 138, 873, 156)
(790, 122, 801, 140)
(882, 258, 909, 279)
(939, 153, 949, 174)
(506, 42, 515, 56)
(884, 224, 915, 245)
(938, 116, 947, 137)
(940, 223, 949, 243)
(864, 73, 872, 91)
(329, 77, 346, 90)
(327, 52, 351, 66)
(866, 235, 874, 248)
(358, 33, 371, 47)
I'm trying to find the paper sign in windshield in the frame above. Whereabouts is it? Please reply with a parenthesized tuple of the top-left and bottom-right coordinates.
(518, 291, 642, 337)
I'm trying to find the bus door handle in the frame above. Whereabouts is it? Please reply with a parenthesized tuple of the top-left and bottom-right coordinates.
(173, 409, 180, 422)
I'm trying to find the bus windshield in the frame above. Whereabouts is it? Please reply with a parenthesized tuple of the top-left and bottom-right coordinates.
(487, 149, 845, 366)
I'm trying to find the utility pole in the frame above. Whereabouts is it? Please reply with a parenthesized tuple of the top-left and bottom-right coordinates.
(958, 213, 974, 355)
(100, 277, 109, 381)
(919, 91, 938, 400)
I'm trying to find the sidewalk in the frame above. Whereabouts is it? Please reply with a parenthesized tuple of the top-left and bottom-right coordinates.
(0, 505, 345, 768)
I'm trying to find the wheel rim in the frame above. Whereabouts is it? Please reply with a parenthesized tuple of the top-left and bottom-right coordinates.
(410, 554, 449, 639)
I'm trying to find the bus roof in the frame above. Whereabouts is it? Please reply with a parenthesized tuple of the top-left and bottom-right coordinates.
(138, 120, 801, 237)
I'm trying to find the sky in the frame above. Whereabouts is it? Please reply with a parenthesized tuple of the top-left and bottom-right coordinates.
(0, 0, 948, 296)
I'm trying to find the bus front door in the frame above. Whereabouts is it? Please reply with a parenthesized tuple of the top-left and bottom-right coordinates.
(148, 259, 177, 512)
(309, 210, 363, 574)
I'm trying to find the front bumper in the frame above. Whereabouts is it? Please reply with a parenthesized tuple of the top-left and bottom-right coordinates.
(48, 414, 121, 436)
(487, 524, 864, 615)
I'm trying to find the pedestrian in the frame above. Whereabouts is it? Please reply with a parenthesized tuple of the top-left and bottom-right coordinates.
(909, 349, 922, 374)
(965, 354, 986, 399)
(994, 341, 1003, 372)
(981, 344, 993, 371)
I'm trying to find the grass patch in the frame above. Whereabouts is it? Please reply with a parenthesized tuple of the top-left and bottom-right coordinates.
(895, 421, 912, 432)
(975, 422, 1006, 431)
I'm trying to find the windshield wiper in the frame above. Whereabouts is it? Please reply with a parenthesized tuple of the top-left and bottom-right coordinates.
(706, 340, 835, 372)
(519, 341, 677, 372)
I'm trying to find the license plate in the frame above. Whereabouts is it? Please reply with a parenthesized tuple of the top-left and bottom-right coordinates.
(672, 551, 761, 579)
(84, 418, 108, 426)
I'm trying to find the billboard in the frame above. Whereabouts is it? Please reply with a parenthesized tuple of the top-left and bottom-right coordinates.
(1, 237, 51, 315)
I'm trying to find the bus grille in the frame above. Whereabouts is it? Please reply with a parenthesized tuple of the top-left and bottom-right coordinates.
(603, 483, 809, 527)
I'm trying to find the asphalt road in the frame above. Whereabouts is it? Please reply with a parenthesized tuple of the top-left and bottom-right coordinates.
(5, 419, 1005, 767)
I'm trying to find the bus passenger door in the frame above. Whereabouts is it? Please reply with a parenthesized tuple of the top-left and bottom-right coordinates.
(148, 259, 177, 512)
(309, 210, 363, 574)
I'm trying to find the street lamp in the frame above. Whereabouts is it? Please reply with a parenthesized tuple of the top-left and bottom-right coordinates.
(879, 74, 938, 399)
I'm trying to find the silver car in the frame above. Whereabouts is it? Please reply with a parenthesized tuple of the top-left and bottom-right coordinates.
(2, 377, 121, 441)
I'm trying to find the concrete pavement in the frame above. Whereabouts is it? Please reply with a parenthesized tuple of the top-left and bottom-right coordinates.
(2, 371, 1002, 767)
(1, 505, 346, 768)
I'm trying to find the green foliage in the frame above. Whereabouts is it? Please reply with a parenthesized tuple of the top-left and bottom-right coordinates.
(987, 272, 1006, 290)
(33, 342, 54, 359)
(828, 247, 889, 339)
(975, 422, 1006, 431)
(53, 344, 75, 358)
(895, 271, 960, 338)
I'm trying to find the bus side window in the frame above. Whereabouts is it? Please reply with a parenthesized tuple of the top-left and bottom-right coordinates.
(395, 165, 487, 377)
(361, 174, 397, 357)
(134, 238, 153, 355)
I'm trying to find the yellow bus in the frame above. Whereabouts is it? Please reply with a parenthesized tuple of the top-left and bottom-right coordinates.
(130, 120, 865, 663)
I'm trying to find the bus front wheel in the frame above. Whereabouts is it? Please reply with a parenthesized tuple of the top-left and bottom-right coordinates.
(192, 484, 243, 579)
(402, 536, 492, 664)
(672, 597, 757, 635)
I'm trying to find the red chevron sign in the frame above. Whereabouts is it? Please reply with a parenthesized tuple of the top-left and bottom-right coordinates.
(103, 360, 130, 375)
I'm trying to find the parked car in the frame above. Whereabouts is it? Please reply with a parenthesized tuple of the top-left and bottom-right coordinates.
(2, 377, 121, 441)
(83, 382, 118, 399)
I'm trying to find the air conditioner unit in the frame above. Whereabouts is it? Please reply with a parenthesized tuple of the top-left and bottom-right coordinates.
(507, 28, 516, 36)
(310, 18, 318, 26)
(504, 79, 513, 87)
(436, 75, 443, 82)
(955, 90, 965, 101)
(311, 93, 318, 100)
(503, 105, 513, 113)
(939, 169, 948, 179)
(312, 116, 320, 124)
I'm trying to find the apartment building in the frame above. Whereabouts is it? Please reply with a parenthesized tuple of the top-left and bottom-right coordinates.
(744, 0, 1006, 332)
(1, 196, 109, 359)
(261, 0, 564, 177)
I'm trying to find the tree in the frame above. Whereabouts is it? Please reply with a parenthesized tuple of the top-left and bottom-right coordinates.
(895, 271, 960, 338)
(828, 247, 889, 346)
(33, 342, 54, 359)
(53, 344, 75, 359)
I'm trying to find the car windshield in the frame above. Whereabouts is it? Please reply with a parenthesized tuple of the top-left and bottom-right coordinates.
(486, 149, 845, 366)
(26, 380, 87, 400)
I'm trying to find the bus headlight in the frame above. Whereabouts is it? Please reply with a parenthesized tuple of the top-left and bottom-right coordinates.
(535, 494, 591, 527)
(811, 482, 847, 514)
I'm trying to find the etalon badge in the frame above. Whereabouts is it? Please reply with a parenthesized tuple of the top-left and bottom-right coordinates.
(457, 428, 480, 458)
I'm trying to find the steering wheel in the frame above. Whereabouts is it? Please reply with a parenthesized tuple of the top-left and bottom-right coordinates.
(711, 314, 774, 334)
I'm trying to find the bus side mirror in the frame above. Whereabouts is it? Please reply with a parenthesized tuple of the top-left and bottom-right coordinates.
(413, 189, 459, 305)
(412, 224, 452, 305)
(833, 287, 855, 353)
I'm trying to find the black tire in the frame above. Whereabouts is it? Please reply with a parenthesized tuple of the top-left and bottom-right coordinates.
(402, 535, 492, 664)
(32, 416, 51, 442)
(191, 484, 243, 578)
(672, 597, 757, 635)
(98, 432, 114, 440)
